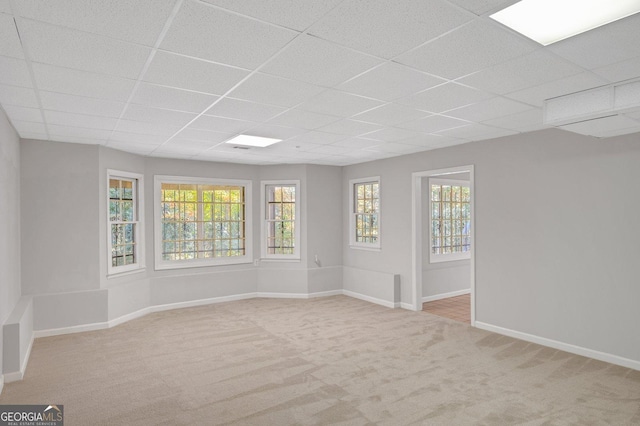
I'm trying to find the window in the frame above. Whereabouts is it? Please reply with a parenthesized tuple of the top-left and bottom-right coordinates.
(154, 176, 252, 270)
(261, 181, 300, 260)
(107, 170, 144, 275)
(429, 178, 471, 263)
(349, 177, 380, 249)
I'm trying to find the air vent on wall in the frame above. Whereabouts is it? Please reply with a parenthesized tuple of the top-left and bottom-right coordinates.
(543, 78, 640, 138)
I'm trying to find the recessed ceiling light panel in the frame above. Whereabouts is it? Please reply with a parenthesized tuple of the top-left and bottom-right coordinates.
(225, 134, 282, 147)
(491, 0, 640, 46)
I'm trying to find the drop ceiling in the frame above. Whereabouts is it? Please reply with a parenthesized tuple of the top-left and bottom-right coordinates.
(1, 0, 639, 166)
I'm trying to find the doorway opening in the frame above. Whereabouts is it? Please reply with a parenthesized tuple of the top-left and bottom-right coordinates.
(411, 165, 475, 326)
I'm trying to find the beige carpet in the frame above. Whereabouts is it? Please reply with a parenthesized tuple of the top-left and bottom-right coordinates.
(1, 295, 639, 425)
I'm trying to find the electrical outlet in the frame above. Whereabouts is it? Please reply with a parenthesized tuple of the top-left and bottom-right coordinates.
(253, 259, 260, 266)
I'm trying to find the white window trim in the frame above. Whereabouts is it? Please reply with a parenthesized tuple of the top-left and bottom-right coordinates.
(154, 175, 253, 271)
(349, 176, 381, 251)
(260, 180, 301, 261)
(107, 169, 145, 277)
(429, 178, 471, 264)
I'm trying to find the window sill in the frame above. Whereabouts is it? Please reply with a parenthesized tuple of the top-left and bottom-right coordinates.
(349, 245, 381, 252)
(154, 258, 253, 271)
(107, 267, 146, 279)
(429, 254, 471, 264)
(259, 258, 301, 263)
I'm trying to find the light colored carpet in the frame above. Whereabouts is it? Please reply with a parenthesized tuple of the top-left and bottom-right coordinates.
(1, 295, 639, 425)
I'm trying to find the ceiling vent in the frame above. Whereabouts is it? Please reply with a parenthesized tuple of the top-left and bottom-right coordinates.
(232, 146, 251, 150)
(543, 78, 640, 138)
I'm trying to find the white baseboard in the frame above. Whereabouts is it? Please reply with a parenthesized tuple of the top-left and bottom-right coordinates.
(343, 290, 397, 309)
(150, 293, 256, 314)
(256, 290, 343, 299)
(33, 322, 108, 339)
(422, 289, 470, 303)
(400, 302, 419, 311)
(308, 290, 343, 298)
(475, 321, 640, 371)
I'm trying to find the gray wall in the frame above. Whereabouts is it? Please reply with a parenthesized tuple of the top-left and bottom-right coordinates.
(343, 128, 640, 362)
(21, 140, 100, 294)
(0, 108, 21, 378)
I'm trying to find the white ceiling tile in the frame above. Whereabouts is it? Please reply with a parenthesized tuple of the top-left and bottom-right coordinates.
(14, 0, 177, 46)
(114, 119, 183, 136)
(143, 51, 249, 95)
(163, 137, 224, 148)
(200, 0, 343, 31)
(308, 144, 355, 155)
(266, 140, 323, 152)
(308, 0, 472, 59)
(361, 127, 424, 142)
(0, 1, 11, 14)
(122, 104, 196, 126)
(261, 34, 382, 87)
(435, 122, 517, 140)
(44, 110, 117, 130)
(457, 50, 583, 95)
(190, 115, 257, 134)
(397, 114, 470, 132)
(339, 62, 445, 101)
(297, 89, 383, 117)
(352, 103, 430, 126)
(504, 72, 608, 107)
(11, 120, 46, 134)
(242, 124, 308, 140)
(285, 130, 348, 145)
(0, 14, 24, 59)
(266, 108, 340, 130)
(3, 105, 42, 122)
(109, 131, 167, 145)
(0, 84, 39, 108)
(396, 19, 536, 80)
(205, 98, 286, 122)
(398, 82, 492, 113)
(228, 73, 325, 107)
(548, 13, 640, 70)
(18, 19, 151, 79)
(447, 0, 515, 16)
(160, 0, 297, 69)
(39, 91, 125, 117)
(131, 83, 218, 113)
(173, 127, 235, 143)
(151, 149, 200, 159)
(317, 119, 382, 136)
(482, 108, 545, 132)
(107, 140, 159, 154)
(47, 124, 113, 139)
(395, 133, 460, 147)
(331, 137, 381, 149)
(445, 96, 532, 122)
(0, 56, 32, 87)
(33, 63, 135, 101)
(592, 57, 640, 83)
(364, 142, 427, 154)
(48, 135, 106, 145)
(559, 115, 640, 138)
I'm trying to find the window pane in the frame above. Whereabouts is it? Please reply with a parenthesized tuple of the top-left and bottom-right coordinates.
(161, 183, 246, 261)
(353, 181, 380, 244)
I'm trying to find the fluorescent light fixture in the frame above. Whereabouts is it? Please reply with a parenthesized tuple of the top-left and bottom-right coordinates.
(225, 134, 281, 147)
(490, 0, 640, 45)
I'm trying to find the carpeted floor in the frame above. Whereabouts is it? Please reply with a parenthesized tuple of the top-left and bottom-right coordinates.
(1, 295, 639, 425)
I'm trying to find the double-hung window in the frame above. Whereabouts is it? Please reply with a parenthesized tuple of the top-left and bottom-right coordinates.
(107, 170, 144, 275)
(429, 178, 471, 263)
(261, 181, 300, 260)
(154, 176, 252, 269)
(349, 177, 381, 250)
